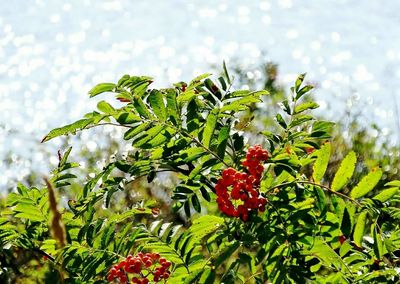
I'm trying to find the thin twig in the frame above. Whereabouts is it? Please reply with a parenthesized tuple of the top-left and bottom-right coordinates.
(268, 180, 362, 207)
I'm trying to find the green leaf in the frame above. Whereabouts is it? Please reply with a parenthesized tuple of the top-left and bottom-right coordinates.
(339, 241, 352, 257)
(100, 222, 115, 249)
(179, 147, 206, 163)
(54, 173, 77, 182)
(353, 211, 367, 248)
(133, 125, 165, 148)
(116, 112, 141, 124)
(191, 195, 201, 213)
(293, 102, 319, 114)
(166, 89, 180, 125)
(220, 95, 262, 112)
(292, 198, 315, 210)
(223, 60, 231, 85)
(123, 122, 151, 140)
(97, 100, 115, 114)
(184, 201, 191, 217)
(218, 76, 227, 91)
(227, 90, 250, 98)
(288, 115, 313, 128)
(331, 151, 357, 191)
(372, 187, 398, 202)
(295, 73, 306, 93)
(308, 239, 343, 270)
(141, 128, 173, 149)
(217, 125, 230, 159)
(275, 113, 287, 129)
(205, 78, 222, 99)
(88, 83, 116, 97)
(14, 203, 45, 222)
(279, 99, 291, 114)
(202, 109, 218, 147)
(199, 186, 211, 202)
(41, 118, 93, 142)
(117, 74, 130, 87)
(331, 195, 346, 222)
(371, 223, 384, 259)
(214, 241, 240, 268)
(311, 121, 334, 139)
(384, 180, 400, 187)
(296, 85, 314, 100)
(312, 142, 331, 182)
(133, 95, 152, 118)
(314, 186, 327, 216)
(59, 147, 72, 167)
(350, 167, 382, 199)
(189, 73, 211, 87)
(14, 212, 45, 222)
(148, 89, 167, 121)
(124, 76, 153, 96)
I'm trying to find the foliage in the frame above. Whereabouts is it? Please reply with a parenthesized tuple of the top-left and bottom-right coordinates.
(1, 69, 399, 283)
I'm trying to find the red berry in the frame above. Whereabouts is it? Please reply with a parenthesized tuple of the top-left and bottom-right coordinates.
(119, 275, 128, 283)
(215, 145, 270, 221)
(339, 235, 346, 244)
(163, 261, 172, 268)
(107, 274, 115, 282)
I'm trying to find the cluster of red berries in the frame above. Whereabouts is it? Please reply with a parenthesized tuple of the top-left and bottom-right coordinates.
(215, 145, 269, 221)
(242, 145, 269, 184)
(107, 252, 172, 284)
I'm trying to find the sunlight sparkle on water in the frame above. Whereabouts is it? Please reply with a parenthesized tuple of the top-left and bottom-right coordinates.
(1, 0, 400, 191)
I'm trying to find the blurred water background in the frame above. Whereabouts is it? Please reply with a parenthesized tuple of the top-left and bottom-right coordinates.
(1, 0, 400, 191)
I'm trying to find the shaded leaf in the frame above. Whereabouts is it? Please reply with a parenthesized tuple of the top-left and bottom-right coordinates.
(353, 211, 367, 248)
(202, 109, 218, 147)
(148, 89, 167, 121)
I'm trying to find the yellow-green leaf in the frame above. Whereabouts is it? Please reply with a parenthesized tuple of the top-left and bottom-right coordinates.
(312, 142, 331, 182)
(372, 187, 398, 202)
(293, 102, 319, 114)
(384, 180, 400, 187)
(41, 118, 93, 142)
(331, 151, 357, 191)
(350, 168, 382, 199)
(97, 100, 115, 114)
(88, 83, 116, 97)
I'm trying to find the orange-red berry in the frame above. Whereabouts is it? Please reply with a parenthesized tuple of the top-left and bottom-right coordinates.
(215, 145, 269, 221)
(108, 252, 172, 283)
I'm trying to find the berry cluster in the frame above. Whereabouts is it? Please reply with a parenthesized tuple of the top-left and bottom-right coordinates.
(242, 145, 269, 185)
(107, 252, 171, 284)
(215, 145, 269, 221)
